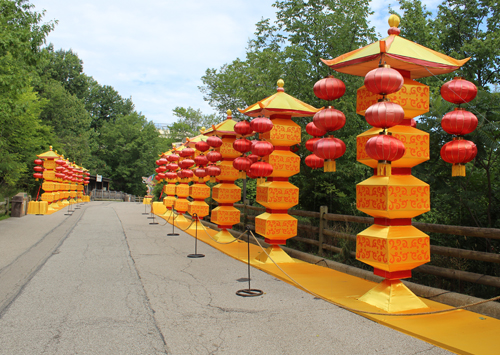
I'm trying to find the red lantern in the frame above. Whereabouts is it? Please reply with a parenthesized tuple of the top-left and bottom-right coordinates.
(313, 108, 346, 132)
(33, 173, 43, 180)
(306, 122, 326, 137)
(313, 137, 346, 172)
(252, 141, 274, 157)
(155, 175, 161, 181)
(178, 159, 194, 169)
(365, 134, 406, 176)
(365, 101, 405, 129)
(195, 141, 210, 153)
(167, 163, 178, 171)
(195, 155, 209, 167)
(233, 157, 252, 179)
(155, 160, 161, 166)
(55, 173, 64, 178)
(441, 108, 478, 136)
(180, 169, 193, 179)
(234, 120, 254, 136)
(364, 66, 404, 95)
(155, 167, 161, 173)
(158, 158, 168, 165)
(34, 166, 44, 172)
(166, 172, 177, 180)
(158, 166, 167, 172)
(305, 154, 324, 170)
(168, 154, 179, 162)
(440, 139, 477, 176)
(179, 148, 195, 158)
(207, 151, 222, 163)
(249, 162, 273, 184)
(313, 75, 346, 101)
(250, 117, 273, 133)
(207, 136, 223, 148)
(158, 173, 166, 180)
(55, 159, 65, 166)
(306, 138, 321, 152)
(207, 165, 221, 183)
(247, 154, 259, 164)
(194, 168, 207, 178)
(441, 77, 477, 104)
(233, 138, 252, 154)
(34, 159, 43, 165)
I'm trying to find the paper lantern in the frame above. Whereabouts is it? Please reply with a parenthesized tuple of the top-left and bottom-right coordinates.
(233, 138, 252, 154)
(313, 75, 346, 101)
(365, 101, 405, 129)
(440, 139, 477, 176)
(207, 136, 223, 148)
(158, 158, 168, 165)
(194, 155, 209, 167)
(250, 117, 273, 133)
(313, 108, 346, 132)
(207, 165, 221, 183)
(233, 156, 252, 179)
(365, 134, 406, 176)
(178, 159, 194, 169)
(33, 173, 43, 180)
(34, 159, 43, 165)
(168, 154, 179, 162)
(364, 66, 404, 95)
(306, 122, 326, 137)
(441, 108, 478, 136)
(207, 151, 222, 162)
(252, 141, 274, 157)
(179, 148, 194, 158)
(195, 141, 209, 152)
(234, 120, 253, 136)
(305, 154, 324, 169)
(313, 137, 346, 172)
(249, 162, 273, 182)
(441, 77, 477, 104)
(248, 154, 259, 164)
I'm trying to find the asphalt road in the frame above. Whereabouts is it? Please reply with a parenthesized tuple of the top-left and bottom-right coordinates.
(0, 202, 451, 354)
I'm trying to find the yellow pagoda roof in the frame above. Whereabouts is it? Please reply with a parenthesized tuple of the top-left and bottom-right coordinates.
(321, 15, 469, 79)
(203, 110, 238, 136)
(185, 134, 208, 147)
(37, 146, 60, 160)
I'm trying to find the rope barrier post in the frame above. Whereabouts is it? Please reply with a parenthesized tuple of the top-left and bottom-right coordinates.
(149, 208, 159, 225)
(187, 213, 205, 258)
(318, 206, 328, 256)
(167, 209, 180, 236)
(237, 226, 263, 297)
(64, 202, 72, 216)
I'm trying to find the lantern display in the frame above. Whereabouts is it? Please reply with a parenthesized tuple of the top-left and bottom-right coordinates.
(161, 153, 178, 219)
(321, 14, 471, 311)
(204, 110, 241, 242)
(239, 79, 320, 263)
(206, 136, 223, 183)
(174, 146, 193, 224)
(233, 134, 253, 179)
(312, 75, 347, 172)
(440, 77, 478, 176)
(248, 119, 274, 185)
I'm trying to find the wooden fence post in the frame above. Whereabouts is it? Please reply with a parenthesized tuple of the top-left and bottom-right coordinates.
(318, 206, 328, 256)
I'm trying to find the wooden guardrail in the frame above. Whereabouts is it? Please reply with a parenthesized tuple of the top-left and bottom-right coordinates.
(231, 203, 500, 289)
(0, 198, 10, 215)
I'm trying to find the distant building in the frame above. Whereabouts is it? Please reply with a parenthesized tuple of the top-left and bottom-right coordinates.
(154, 123, 170, 138)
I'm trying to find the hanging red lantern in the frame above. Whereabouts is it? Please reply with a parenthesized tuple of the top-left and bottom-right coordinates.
(194, 168, 207, 178)
(313, 137, 346, 172)
(207, 136, 223, 148)
(313, 75, 346, 101)
(306, 122, 326, 137)
(306, 138, 321, 152)
(365, 134, 406, 176)
(207, 151, 222, 163)
(207, 165, 221, 183)
(167, 163, 178, 171)
(168, 154, 179, 162)
(155, 167, 161, 173)
(158, 166, 167, 172)
(441, 108, 478, 136)
(34, 159, 43, 165)
(195, 141, 210, 153)
(166, 172, 177, 180)
(365, 100, 405, 128)
(34, 166, 44, 172)
(440, 138, 477, 177)
(364, 66, 404, 95)
(233, 138, 252, 154)
(55, 173, 64, 179)
(178, 159, 195, 169)
(247, 154, 259, 164)
(179, 148, 195, 158)
(177, 171, 183, 178)
(158, 173, 166, 180)
(250, 117, 273, 133)
(180, 169, 193, 179)
(155, 160, 161, 166)
(195, 155, 209, 167)
(234, 120, 254, 136)
(305, 154, 324, 170)
(158, 158, 168, 165)
(252, 141, 274, 157)
(233, 157, 252, 179)
(55, 159, 65, 166)
(441, 77, 477, 105)
(249, 161, 273, 184)
(313, 108, 346, 132)
(155, 175, 161, 181)
(33, 173, 43, 180)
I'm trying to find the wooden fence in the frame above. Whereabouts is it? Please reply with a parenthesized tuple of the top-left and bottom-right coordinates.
(230, 203, 500, 289)
(0, 198, 11, 215)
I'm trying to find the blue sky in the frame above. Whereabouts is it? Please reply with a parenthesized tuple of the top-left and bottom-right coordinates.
(30, 0, 440, 125)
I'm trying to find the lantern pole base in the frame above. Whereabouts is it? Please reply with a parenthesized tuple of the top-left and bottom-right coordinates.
(358, 279, 428, 313)
(213, 230, 235, 243)
(174, 213, 189, 226)
(161, 209, 174, 218)
(254, 245, 294, 264)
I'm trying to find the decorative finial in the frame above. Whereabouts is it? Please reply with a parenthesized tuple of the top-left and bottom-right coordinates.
(49, 145, 53, 150)
(227, 109, 232, 117)
(201, 126, 206, 132)
(277, 79, 285, 92)
(388, 14, 401, 35)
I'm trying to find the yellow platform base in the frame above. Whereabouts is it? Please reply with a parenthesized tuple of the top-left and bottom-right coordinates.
(213, 230, 236, 243)
(174, 214, 189, 226)
(255, 245, 295, 264)
(358, 279, 428, 312)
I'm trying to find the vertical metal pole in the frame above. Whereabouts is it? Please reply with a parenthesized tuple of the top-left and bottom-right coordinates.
(242, 178, 248, 227)
(318, 206, 328, 256)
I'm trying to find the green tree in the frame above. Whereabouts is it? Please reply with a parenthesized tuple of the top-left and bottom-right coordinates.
(165, 106, 219, 146)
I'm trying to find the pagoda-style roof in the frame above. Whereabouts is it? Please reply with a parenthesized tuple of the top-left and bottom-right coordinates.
(37, 146, 60, 160)
(185, 134, 208, 148)
(321, 15, 469, 79)
(203, 110, 238, 136)
(239, 79, 320, 117)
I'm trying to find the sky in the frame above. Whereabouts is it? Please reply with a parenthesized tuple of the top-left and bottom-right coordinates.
(30, 0, 440, 125)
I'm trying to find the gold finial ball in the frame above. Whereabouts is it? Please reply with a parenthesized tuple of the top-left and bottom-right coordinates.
(49, 145, 53, 150)
(227, 109, 232, 116)
(277, 79, 284, 88)
(388, 14, 400, 28)
(201, 126, 206, 131)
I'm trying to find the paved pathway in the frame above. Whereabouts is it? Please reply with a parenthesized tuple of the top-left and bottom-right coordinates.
(0, 202, 451, 354)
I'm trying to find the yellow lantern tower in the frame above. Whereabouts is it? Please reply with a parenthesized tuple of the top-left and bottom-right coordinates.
(203, 110, 241, 242)
(239, 80, 320, 263)
(322, 15, 469, 311)
(174, 145, 195, 225)
(37, 146, 61, 214)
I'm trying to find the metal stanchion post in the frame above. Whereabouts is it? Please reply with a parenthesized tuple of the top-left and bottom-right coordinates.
(236, 227, 263, 297)
(187, 213, 204, 258)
